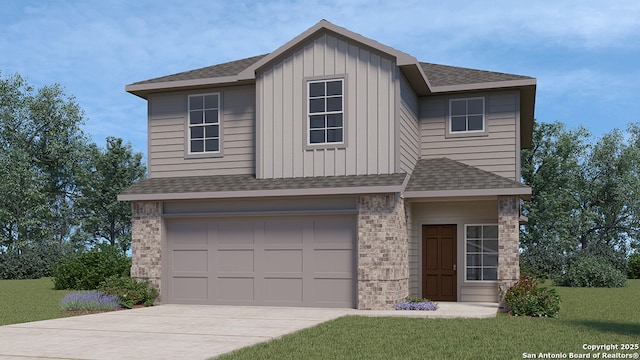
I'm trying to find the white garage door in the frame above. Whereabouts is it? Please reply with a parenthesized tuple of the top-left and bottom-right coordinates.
(165, 215, 356, 308)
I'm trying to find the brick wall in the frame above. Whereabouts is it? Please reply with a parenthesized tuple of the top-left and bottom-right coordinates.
(498, 195, 520, 305)
(131, 201, 162, 296)
(357, 194, 409, 309)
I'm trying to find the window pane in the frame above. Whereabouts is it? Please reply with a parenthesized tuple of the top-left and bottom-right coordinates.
(205, 125, 218, 138)
(204, 95, 218, 109)
(484, 240, 498, 252)
(467, 254, 482, 267)
(191, 139, 204, 152)
(309, 129, 325, 143)
(189, 96, 203, 110)
(327, 114, 342, 127)
(327, 128, 343, 143)
(326, 80, 342, 96)
(483, 254, 498, 267)
(205, 139, 219, 152)
(451, 100, 466, 116)
(451, 116, 466, 132)
(309, 98, 325, 113)
(483, 226, 498, 239)
(190, 127, 204, 139)
(467, 268, 481, 281)
(310, 115, 325, 129)
(204, 110, 218, 124)
(326, 97, 342, 112)
(468, 115, 483, 131)
(466, 226, 482, 239)
(309, 82, 325, 97)
(466, 239, 482, 252)
(468, 98, 483, 114)
(483, 268, 497, 280)
(190, 111, 203, 125)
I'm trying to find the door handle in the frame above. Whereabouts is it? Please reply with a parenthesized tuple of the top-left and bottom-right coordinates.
(453, 265, 457, 272)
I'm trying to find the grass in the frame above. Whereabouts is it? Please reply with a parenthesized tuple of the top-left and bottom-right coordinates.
(0, 277, 70, 326)
(218, 280, 640, 360)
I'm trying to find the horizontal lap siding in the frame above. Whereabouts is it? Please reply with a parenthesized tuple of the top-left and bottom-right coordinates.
(399, 74, 420, 174)
(419, 91, 519, 180)
(148, 85, 255, 178)
(257, 32, 397, 179)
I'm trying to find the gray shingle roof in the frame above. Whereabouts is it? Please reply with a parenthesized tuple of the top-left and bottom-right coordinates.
(130, 54, 268, 85)
(405, 158, 529, 192)
(420, 62, 533, 87)
(129, 55, 531, 88)
(121, 173, 407, 197)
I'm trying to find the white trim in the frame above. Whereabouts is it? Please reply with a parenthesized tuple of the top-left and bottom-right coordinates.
(464, 224, 499, 283)
(186, 92, 222, 156)
(305, 77, 346, 147)
(448, 97, 486, 135)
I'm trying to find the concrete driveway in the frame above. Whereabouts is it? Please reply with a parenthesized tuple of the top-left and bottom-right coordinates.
(0, 305, 354, 360)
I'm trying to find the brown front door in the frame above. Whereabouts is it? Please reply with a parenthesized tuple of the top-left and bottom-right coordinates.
(422, 225, 457, 301)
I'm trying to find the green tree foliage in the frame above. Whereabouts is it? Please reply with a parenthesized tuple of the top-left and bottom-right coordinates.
(1, 72, 144, 278)
(51, 244, 131, 290)
(76, 137, 145, 252)
(521, 121, 640, 281)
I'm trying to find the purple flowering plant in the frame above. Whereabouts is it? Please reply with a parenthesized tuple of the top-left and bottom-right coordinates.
(395, 297, 438, 311)
(61, 291, 122, 311)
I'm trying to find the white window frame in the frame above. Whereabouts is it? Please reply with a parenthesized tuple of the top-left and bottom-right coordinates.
(464, 224, 499, 282)
(187, 92, 221, 156)
(306, 78, 345, 147)
(448, 97, 486, 135)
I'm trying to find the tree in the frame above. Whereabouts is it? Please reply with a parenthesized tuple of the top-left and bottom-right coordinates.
(521, 120, 640, 278)
(76, 137, 146, 252)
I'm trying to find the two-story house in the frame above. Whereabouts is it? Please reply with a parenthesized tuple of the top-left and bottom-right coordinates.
(119, 20, 535, 310)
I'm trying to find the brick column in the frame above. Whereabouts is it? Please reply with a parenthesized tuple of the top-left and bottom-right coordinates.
(357, 194, 409, 310)
(131, 201, 162, 295)
(498, 196, 520, 305)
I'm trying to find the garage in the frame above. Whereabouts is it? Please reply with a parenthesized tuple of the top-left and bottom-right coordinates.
(164, 214, 356, 308)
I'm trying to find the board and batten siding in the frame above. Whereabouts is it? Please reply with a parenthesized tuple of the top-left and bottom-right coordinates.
(419, 90, 520, 180)
(147, 85, 255, 178)
(398, 74, 420, 174)
(256, 32, 398, 179)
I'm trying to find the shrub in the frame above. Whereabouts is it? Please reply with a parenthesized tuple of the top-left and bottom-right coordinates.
(60, 291, 121, 311)
(553, 255, 626, 288)
(98, 276, 159, 307)
(0, 244, 61, 280)
(395, 297, 438, 311)
(51, 244, 131, 290)
(504, 275, 561, 318)
(628, 252, 640, 279)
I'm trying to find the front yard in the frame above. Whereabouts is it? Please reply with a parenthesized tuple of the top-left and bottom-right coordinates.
(218, 280, 640, 360)
(0, 277, 70, 325)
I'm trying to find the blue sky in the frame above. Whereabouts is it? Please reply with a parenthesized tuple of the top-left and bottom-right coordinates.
(1, 0, 639, 156)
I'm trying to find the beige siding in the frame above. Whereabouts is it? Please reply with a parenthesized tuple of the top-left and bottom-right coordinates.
(398, 74, 420, 174)
(419, 91, 520, 180)
(411, 199, 499, 302)
(147, 85, 255, 178)
(406, 201, 419, 297)
(256, 32, 397, 179)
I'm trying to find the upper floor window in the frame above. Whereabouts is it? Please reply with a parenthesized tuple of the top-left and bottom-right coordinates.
(188, 93, 220, 154)
(308, 79, 344, 145)
(465, 224, 498, 282)
(450, 97, 484, 133)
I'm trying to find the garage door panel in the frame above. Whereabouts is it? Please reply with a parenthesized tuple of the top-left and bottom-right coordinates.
(264, 220, 304, 244)
(218, 277, 254, 301)
(173, 277, 208, 301)
(173, 250, 208, 272)
(217, 222, 255, 245)
(264, 249, 302, 273)
(265, 278, 303, 302)
(217, 250, 254, 272)
(166, 215, 356, 308)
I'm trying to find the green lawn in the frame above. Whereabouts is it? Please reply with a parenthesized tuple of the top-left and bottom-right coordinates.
(218, 280, 640, 360)
(0, 278, 70, 326)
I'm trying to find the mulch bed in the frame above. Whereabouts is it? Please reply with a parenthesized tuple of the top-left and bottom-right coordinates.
(62, 305, 146, 316)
